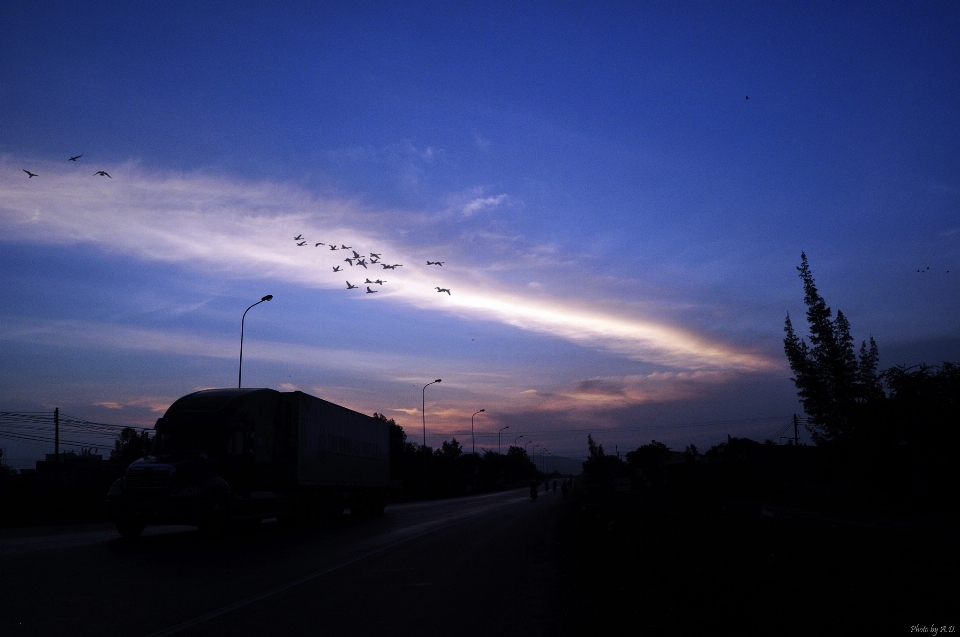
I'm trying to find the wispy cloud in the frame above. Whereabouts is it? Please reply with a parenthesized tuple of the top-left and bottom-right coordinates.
(1, 158, 776, 373)
(462, 193, 508, 217)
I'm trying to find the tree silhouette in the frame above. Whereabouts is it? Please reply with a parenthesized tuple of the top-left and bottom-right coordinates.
(783, 253, 881, 445)
(111, 427, 151, 466)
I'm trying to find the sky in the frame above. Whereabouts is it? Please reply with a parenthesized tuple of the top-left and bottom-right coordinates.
(1, 2, 958, 470)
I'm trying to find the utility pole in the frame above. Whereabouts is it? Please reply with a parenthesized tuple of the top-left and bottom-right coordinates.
(793, 414, 800, 445)
(54, 407, 60, 494)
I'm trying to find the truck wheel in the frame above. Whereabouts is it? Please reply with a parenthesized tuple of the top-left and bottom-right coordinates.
(116, 516, 146, 539)
(198, 494, 232, 536)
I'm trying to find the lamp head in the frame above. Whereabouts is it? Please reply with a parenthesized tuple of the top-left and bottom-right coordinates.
(479, 409, 485, 413)
(262, 295, 273, 302)
(434, 378, 442, 383)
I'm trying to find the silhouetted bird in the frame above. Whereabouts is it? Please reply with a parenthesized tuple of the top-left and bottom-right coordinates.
(346, 281, 357, 289)
(357, 259, 368, 269)
(745, 95, 749, 100)
(329, 245, 339, 250)
(436, 287, 451, 295)
(366, 287, 377, 294)
(315, 242, 325, 247)
(352, 250, 362, 258)
(344, 257, 355, 266)
(374, 279, 385, 285)
(427, 261, 444, 266)
(370, 257, 380, 264)
(94, 171, 111, 178)
(365, 278, 374, 284)
(69, 154, 83, 161)
(369, 253, 381, 259)
(297, 241, 307, 246)
(294, 235, 303, 240)
(23, 170, 37, 178)
(332, 265, 342, 272)
(340, 245, 352, 249)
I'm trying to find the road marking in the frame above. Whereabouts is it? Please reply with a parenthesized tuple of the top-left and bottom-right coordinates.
(145, 496, 521, 637)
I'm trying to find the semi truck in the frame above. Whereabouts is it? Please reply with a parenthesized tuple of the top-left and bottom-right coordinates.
(106, 388, 389, 538)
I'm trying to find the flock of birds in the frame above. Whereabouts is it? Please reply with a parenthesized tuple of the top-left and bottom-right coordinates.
(292, 235, 452, 296)
(22, 154, 112, 179)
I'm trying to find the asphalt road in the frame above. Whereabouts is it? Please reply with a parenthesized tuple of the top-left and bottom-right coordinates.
(1, 489, 566, 637)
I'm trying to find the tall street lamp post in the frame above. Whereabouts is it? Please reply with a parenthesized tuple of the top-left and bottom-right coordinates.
(422, 379, 441, 494)
(498, 426, 509, 455)
(514, 435, 524, 449)
(238, 295, 273, 388)
(471, 409, 485, 455)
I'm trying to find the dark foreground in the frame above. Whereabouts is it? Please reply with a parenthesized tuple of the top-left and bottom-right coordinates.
(551, 495, 959, 636)
(2, 487, 956, 636)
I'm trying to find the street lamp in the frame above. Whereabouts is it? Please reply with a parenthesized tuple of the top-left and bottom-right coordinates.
(498, 426, 509, 455)
(238, 295, 273, 388)
(514, 435, 524, 449)
(422, 379, 441, 450)
(422, 379, 441, 495)
(471, 409, 485, 456)
(524, 440, 532, 454)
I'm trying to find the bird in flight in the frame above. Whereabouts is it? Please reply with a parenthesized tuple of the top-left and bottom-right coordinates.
(69, 154, 83, 161)
(436, 287, 451, 295)
(352, 250, 362, 259)
(315, 242, 325, 247)
(369, 253, 381, 259)
(340, 245, 352, 250)
(297, 241, 307, 246)
(369, 257, 380, 264)
(329, 245, 339, 250)
(23, 169, 37, 178)
(94, 171, 111, 178)
(346, 281, 357, 289)
(427, 261, 444, 266)
(374, 279, 386, 285)
(364, 278, 374, 284)
(344, 257, 355, 266)
(357, 259, 368, 269)
(332, 265, 342, 272)
(294, 235, 303, 240)
(366, 287, 378, 294)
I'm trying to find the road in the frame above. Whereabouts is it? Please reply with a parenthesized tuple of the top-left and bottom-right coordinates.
(1, 489, 567, 637)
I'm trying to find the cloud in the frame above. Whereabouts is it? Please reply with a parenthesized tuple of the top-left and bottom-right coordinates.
(518, 370, 736, 412)
(462, 194, 508, 217)
(0, 157, 776, 373)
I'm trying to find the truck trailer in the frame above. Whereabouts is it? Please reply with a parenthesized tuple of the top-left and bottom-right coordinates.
(106, 388, 389, 537)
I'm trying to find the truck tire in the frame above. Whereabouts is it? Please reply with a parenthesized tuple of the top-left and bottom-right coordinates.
(116, 516, 146, 539)
(197, 493, 233, 536)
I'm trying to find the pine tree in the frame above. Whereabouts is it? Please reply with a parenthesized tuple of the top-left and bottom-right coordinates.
(783, 253, 882, 445)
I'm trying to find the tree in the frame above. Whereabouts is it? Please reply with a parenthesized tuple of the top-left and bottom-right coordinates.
(582, 434, 623, 479)
(111, 427, 151, 466)
(783, 253, 882, 445)
(375, 412, 410, 480)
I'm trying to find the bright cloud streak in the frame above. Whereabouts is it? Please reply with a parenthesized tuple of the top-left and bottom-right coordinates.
(1, 158, 776, 373)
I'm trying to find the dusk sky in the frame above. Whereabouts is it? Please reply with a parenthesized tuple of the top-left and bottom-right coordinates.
(2, 3, 958, 469)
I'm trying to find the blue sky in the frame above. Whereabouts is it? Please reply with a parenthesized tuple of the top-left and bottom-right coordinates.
(2, 2, 958, 468)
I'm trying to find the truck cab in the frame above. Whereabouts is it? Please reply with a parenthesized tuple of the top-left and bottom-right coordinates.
(107, 388, 285, 537)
